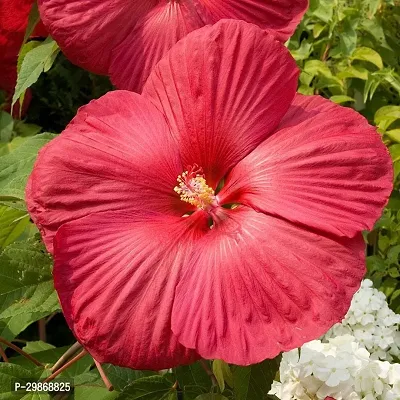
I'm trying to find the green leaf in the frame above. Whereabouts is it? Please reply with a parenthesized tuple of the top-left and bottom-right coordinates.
(175, 362, 211, 393)
(337, 65, 369, 80)
(313, 23, 326, 38)
(74, 386, 119, 400)
(310, 0, 334, 23)
(385, 129, 400, 143)
(212, 361, 233, 393)
(389, 144, 400, 163)
(0, 133, 56, 202)
(340, 18, 358, 57)
(352, 47, 383, 69)
(375, 106, 400, 131)
(0, 112, 14, 143)
(17, 42, 41, 76)
(117, 376, 177, 400)
(290, 41, 312, 61)
(232, 358, 280, 400)
(0, 206, 30, 248)
(22, 2, 42, 45)
(329, 95, 355, 104)
(10, 342, 96, 387)
(194, 395, 228, 400)
(13, 122, 41, 138)
(304, 60, 333, 78)
(0, 240, 59, 340)
(0, 363, 45, 400)
(12, 38, 60, 108)
(102, 364, 153, 392)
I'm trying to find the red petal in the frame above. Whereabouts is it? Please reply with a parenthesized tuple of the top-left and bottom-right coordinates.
(172, 206, 366, 365)
(219, 95, 393, 237)
(38, 1, 305, 91)
(143, 20, 298, 188)
(198, 0, 309, 42)
(53, 210, 208, 369)
(26, 91, 186, 253)
(37, 0, 157, 74)
(109, 2, 207, 92)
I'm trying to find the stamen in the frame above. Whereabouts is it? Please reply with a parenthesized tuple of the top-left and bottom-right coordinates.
(174, 164, 216, 210)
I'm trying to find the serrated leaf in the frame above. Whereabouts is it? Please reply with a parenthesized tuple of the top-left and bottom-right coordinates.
(194, 395, 228, 400)
(352, 47, 383, 69)
(117, 376, 177, 400)
(74, 385, 119, 400)
(0, 363, 45, 400)
(102, 364, 153, 392)
(12, 39, 60, 108)
(0, 133, 56, 201)
(0, 112, 14, 143)
(0, 312, 54, 342)
(0, 206, 30, 248)
(232, 358, 280, 400)
(175, 362, 211, 393)
(0, 240, 56, 315)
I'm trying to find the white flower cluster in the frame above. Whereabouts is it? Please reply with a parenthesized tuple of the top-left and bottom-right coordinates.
(269, 280, 400, 400)
(325, 280, 400, 361)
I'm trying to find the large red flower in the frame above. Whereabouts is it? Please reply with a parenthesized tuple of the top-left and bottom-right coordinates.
(26, 21, 393, 369)
(37, 0, 309, 92)
(0, 0, 47, 115)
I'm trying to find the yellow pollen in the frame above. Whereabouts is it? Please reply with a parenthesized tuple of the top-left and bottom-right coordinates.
(174, 166, 216, 210)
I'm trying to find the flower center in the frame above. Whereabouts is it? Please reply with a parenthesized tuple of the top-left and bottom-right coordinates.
(174, 165, 216, 210)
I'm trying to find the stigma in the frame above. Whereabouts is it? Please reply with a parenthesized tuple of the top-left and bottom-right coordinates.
(174, 165, 217, 210)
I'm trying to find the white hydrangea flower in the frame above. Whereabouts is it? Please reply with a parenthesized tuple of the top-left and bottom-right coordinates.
(325, 279, 400, 361)
(269, 280, 400, 400)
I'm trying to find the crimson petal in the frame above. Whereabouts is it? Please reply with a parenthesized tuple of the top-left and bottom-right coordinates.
(172, 207, 366, 365)
(26, 91, 186, 253)
(38, 0, 306, 91)
(37, 0, 158, 74)
(109, 2, 207, 92)
(219, 95, 393, 238)
(53, 210, 208, 369)
(143, 20, 298, 188)
(198, 0, 309, 41)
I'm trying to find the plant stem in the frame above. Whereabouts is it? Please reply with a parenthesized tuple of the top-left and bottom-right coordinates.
(94, 359, 114, 391)
(44, 349, 87, 382)
(51, 341, 82, 372)
(0, 337, 43, 367)
(0, 344, 8, 362)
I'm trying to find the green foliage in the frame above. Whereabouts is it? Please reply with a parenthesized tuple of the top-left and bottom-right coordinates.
(12, 38, 60, 112)
(117, 376, 178, 400)
(0, 133, 56, 206)
(231, 359, 280, 400)
(0, 238, 60, 341)
(288, 0, 400, 121)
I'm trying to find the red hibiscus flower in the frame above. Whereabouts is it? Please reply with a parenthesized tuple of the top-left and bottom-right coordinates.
(0, 0, 47, 116)
(37, 0, 309, 92)
(26, 21, 392, 369)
